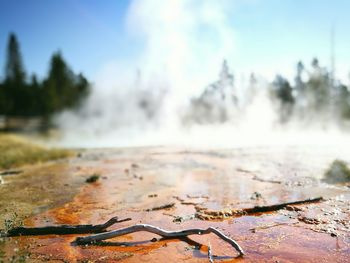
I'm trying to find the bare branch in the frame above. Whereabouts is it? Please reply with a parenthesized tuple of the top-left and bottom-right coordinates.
(73, 223, 244, 257)
(208, 242, 214, 263)
(196, 197, 323, 220)
(5, 216, 131, 237)
(0, 169, 22, 176)
(252, 175, 282, 184)
(145, 202, 175, 211)
(242, 197, 323, 214)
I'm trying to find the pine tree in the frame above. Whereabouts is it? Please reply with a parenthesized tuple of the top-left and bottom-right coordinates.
(3, 33, 27, 116)
(5, 33, 26, 83)
(28, 74, 42, 116)
(306, 58, 331, 114)
(335, 84, 350, 120)
(272, 75, 294, 122)
(42, 51, 90, 117)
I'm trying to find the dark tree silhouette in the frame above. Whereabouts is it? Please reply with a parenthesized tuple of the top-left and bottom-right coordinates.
(335, 84, 350, 121)
(306, 58, 331, 114)
(272, 75, 294, 105)
(5, 33, 26, 83)
(2, 32, 27, 116)
(0, 33, 91, 130)
(42, 51, 90, 117)
(271, 75, 294, 122)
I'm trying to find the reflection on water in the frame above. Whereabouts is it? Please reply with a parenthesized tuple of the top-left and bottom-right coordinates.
(1, 146, 349, 262)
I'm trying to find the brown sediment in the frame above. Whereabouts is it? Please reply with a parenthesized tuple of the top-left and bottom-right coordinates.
(0, 146, 349, 262)
(0, 162, 85, 228)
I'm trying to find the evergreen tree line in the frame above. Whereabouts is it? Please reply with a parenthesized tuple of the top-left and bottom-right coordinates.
(2, 33, 349, 130)
(183, 59, 350, 127)
(0, 33, 90, 121)
(271, 58, 350, 125)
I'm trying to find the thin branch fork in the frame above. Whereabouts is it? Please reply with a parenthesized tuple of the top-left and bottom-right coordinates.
(4, 216, 131, 237)
(73, 223, 244, 257)
(208, 242, 214, 263)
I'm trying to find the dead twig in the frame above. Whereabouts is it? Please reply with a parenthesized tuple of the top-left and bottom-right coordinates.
(208, 242, 214, 263)
(4, 216, 131, 237)
(196, 197, 323, 220)
(236, 168, 282, 184)
(73, 223, 244, 257)
(242, 197, 323, 214)
(173, 196, 203, 206)
(0, 169, 23, 176)
(145, 202, 175, 211)
(249, 222, 298, 232)
(236, 168, 256, 174)
(186, 194, 209, 199)
(252, 175, 282, 184)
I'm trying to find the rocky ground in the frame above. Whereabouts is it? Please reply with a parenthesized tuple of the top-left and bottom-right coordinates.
(0, 146, 349, 262)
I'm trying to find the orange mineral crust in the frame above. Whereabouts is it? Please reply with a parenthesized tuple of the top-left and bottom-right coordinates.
(1, 147, 349, 262)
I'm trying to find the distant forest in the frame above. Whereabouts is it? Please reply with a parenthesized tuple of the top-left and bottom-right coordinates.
(0, 33, 90, 128)
(270, 59, 350, 126)
(1, 32, 350, 131)
(184, 59, 350, 128)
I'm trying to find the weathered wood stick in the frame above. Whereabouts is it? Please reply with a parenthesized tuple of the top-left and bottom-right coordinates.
(208, 242, 214, 263)
(0, 169, 22, 176)
(145, 202, 175, 211)
(242, 197, 323, 214)
(252, 175, 282, 184)
(73, 224, 244, 257)
(196, 197, 324, 220)
(5, 216, 131, 237)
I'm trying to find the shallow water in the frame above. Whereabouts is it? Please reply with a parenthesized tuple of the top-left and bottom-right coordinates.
(0, 146, 349, 262)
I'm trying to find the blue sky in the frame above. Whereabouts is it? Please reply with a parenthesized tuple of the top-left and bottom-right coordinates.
(1, 0, 350, 82)
(0, 0, 133, 79)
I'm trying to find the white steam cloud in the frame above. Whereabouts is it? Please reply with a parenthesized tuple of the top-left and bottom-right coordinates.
(53, 0, 350, 151)
(126, 0, 236, 98)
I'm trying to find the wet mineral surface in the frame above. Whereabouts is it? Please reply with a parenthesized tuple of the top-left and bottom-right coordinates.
(0, 146, 349, 262)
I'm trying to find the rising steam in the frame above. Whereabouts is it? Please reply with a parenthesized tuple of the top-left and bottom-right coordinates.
(53, 0, 350, 149)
